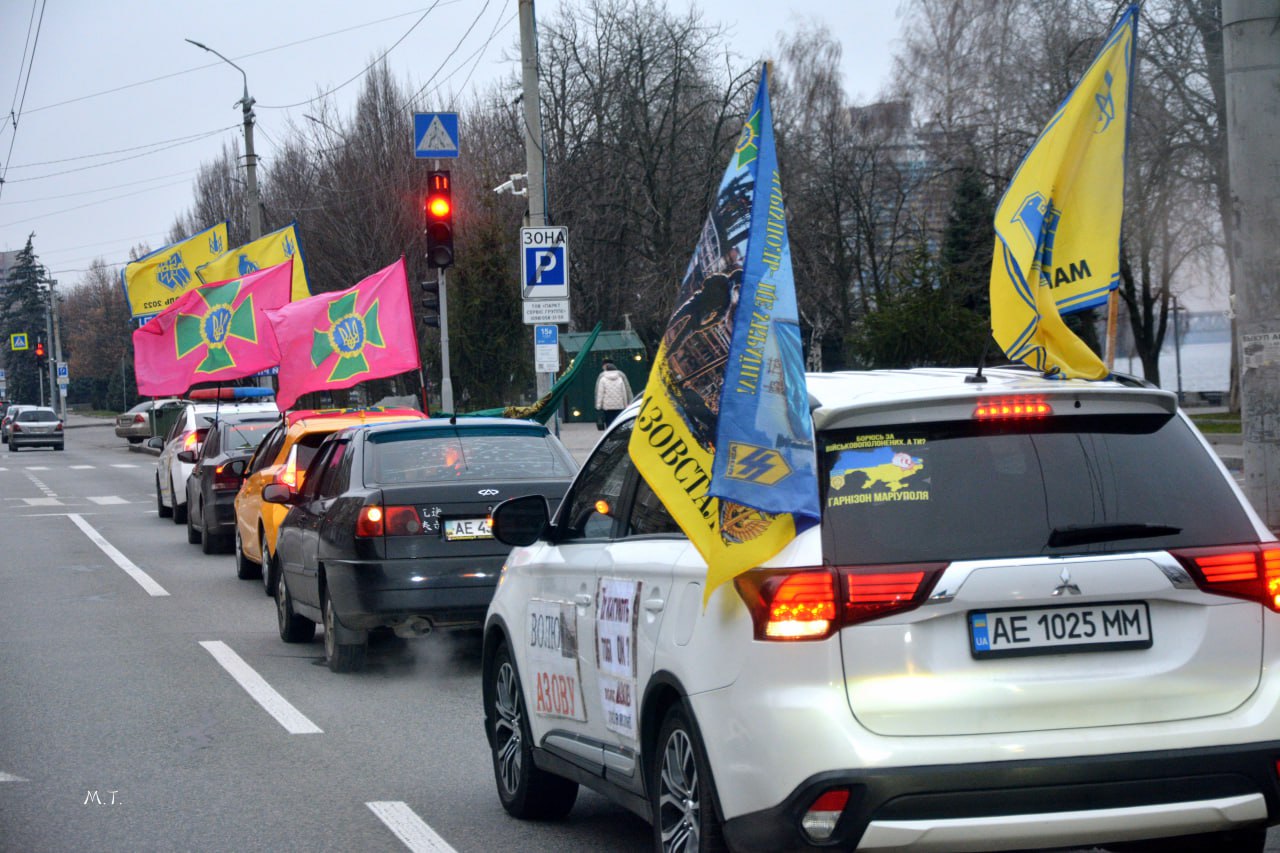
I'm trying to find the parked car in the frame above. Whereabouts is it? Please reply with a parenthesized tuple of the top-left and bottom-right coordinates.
(115, 398, 185, 444)
(153, 398, 279, 524)
(266, 417, 578, 672)
(183, 413, 281, 554)
(1, 404, 35, 444)
(481, 367, 1280, 853)
(8, 407, 63, 451)
(233, 407, 428, 588)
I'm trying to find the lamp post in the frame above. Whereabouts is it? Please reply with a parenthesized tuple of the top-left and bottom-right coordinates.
(186, 39, 262, 241)
(1172, 295, 1185, 405)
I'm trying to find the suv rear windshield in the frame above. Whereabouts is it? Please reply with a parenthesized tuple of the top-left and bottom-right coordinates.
(820, 412, 1256, 565)
(366, 426, 577, 483)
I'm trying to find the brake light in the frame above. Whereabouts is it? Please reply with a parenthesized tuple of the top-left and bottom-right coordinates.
(55, 421, 63, 432)
(974, 397, 1052, 420)
(1173, 544, 1280, 610)
(275, 449, 303, 490)
(133, 414, 147, 424)
(183, 431, 199, 452)
(10, 423, 20, 433)
(801, 788, 849, 841)
(356, 505, 420, 538)
(213, 462, 241, 491)
(736, 563, 947, 640)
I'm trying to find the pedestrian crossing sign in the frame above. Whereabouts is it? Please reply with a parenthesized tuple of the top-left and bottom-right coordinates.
(10, 333, 28, 351)
(414, 112, 459, 159)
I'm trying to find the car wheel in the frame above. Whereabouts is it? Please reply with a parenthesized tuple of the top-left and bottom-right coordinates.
(651, 703, 726, 853)
(322, 586, 367, 673)
(55, 443, 64, 451)
(172, 495, 187, 525)
(199, 512, 221, 555)
(156, 477, 172, 519)
(186, 503, 201, 544)
(235, 529, 262, 582)
(275, 563, 315, 643)
(8, 442, 18, 452)
(489, 642, 579, 820)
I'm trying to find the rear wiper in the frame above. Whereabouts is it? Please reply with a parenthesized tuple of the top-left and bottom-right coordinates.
(1047, 522, 1182, 549)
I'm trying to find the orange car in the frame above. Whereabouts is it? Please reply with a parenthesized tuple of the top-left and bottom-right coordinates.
(232, 407, 426, 592)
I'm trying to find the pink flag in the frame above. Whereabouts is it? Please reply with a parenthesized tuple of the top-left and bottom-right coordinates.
(132, 260, 293, 396)
(265, 257, 422, 411)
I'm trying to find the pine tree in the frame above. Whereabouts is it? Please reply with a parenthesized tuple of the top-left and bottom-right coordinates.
(1, 235, 52, 405)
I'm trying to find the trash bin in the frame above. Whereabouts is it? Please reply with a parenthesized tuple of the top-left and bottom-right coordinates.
(150, 400, 187, 440)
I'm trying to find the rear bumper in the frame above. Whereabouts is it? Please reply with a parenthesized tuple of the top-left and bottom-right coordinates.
(722, 742, 1280, 852)
(324, 557, 501, 630)
(10, 433, 63, 448)
(206, 491, 239, 534)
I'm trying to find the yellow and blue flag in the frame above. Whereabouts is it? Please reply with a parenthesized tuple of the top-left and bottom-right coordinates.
(629, 64, 818, 603)
(990, 5, 1137, 379)
(121, 222, 229, 319)
(195, 221, 311, 302)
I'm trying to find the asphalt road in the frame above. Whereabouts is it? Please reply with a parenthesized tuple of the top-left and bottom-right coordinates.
(1, 419, 1274, 852)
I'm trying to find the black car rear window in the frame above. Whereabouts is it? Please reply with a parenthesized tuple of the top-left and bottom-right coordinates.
(820, 413, 1256, 564)
(366, 426, 576, 483)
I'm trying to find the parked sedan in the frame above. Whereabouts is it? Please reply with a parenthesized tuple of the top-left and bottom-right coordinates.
(8, 407, 63, 451)
(183, 414, 280, 554)
(266, 417, 578, 673)
(115, 398, 185, 444)
(1, 404, 35, 444)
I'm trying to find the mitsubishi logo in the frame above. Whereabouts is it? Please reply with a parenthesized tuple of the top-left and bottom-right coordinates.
(478, 489, 499, 496)
(1052, 567, 1082, 596)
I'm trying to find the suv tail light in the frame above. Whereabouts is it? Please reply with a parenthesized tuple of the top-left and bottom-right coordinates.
(355, 504, 421, 538)
(1171, 544, 1280, 610)
(801, 788, 849, 841)
(736, 563, 947, 641)
(55, 421, 63, 432)
(275, 447, 304, 490)
(9, 423, 20, 433)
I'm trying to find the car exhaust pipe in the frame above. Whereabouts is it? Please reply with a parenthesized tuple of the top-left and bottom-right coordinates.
(392, 616, 433, 639)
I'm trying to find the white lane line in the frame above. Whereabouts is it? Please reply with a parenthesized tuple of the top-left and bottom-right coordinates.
(366, 802, 458, 853)
(24, 466, 50, 471)
(66, 513, 169, 597)
(109, 464, 138, 469)
(198, 641, 322, 735)
(88, 496, 129, 505)
(70, 464, 94, 469)
(23, 497, 63, 506)
(0, 771, 28, 782)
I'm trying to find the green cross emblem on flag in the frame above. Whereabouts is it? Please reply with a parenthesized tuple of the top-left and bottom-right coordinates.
(174, 280, 259, 373)
(311, 291, 384, 382)
(735, 109, 760, 169)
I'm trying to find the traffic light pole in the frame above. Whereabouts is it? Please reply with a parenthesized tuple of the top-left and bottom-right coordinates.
(439, 268, 453, 413)
(45, 292, 57, 416)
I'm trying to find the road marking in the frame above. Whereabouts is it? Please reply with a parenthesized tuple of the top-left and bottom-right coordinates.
(23, 497, 63, 506)
(0, 771, 27, 782)
(70, 464, 94, 469)
(198, 641, 322, 735)
(24, 466, 50, 471)
(110, 464, 138, 469)
(66, 513, 169, 597)
(366, 802, 458, 853)
(88, 496, 129, 505)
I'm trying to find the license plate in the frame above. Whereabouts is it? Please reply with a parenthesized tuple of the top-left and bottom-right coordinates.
(969, 602, 1152, 658)
(444, 517, 492, 540)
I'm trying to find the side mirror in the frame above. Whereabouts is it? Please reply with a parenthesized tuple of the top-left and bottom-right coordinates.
(146, 436, 165, 450)
(490, 494, 550, 547)
(176, 450, 197, 464)
(262, 483, 296, 505)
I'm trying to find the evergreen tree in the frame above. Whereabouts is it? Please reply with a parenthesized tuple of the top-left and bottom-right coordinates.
(1, 235, 51, 405)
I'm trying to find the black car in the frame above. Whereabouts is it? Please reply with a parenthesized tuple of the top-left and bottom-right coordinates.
(183, 414, 281, 554)
(265, 417, 578, 672)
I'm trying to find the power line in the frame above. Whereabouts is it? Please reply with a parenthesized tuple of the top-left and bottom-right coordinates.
(0, 0, 47, 200)
(402, 0, 495, 112)
(0, 168, 197, 205)
(0, 177, 195, 229)
(2, 128, 237, 171)
(2, 127, 232, 184)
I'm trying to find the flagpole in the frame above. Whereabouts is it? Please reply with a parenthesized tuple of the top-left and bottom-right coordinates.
(1105, 289, 1119, 371)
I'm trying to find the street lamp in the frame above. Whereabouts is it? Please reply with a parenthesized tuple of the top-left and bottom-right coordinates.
(1172, 295, 1185, 405)
(186, 38, 262, 240)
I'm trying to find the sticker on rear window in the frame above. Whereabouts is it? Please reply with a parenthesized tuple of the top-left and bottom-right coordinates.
(825, 432, 929, 507)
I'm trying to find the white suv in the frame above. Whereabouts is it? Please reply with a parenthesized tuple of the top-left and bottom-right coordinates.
(482, 367, 1280, 853)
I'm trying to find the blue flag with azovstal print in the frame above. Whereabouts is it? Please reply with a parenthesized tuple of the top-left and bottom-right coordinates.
(709, 64, 819, 532)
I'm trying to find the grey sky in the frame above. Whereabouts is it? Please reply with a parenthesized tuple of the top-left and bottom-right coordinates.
(0, 0, 902, 285)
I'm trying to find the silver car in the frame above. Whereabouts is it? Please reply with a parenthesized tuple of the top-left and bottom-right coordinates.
(8, 407, 63, 451)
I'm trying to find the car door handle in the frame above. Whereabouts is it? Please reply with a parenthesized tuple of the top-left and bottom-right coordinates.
(643, 597, 665, 613)
(574, 593, 593, 607)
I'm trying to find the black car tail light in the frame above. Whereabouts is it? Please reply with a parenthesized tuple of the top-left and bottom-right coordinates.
(213, 462, 241, 491)
(1171, 544, 1280, 610)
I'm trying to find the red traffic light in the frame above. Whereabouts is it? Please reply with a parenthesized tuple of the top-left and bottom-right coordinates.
(424, 170, 454, 269)
(35, 341, 45, 358)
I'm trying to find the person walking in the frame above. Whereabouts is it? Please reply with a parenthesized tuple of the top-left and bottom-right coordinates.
(594, 361, 634, 430)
